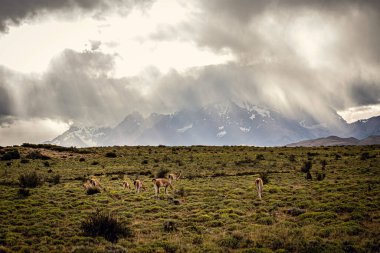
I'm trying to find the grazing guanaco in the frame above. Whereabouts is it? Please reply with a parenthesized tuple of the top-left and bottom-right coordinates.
(86, 176, 102, 188)
(83, 180, 93, 190)
(168, 172, 182, 181)
(133, 179, 143, 193)
(255, 178, 264, 200)
(122, 180, 131, 191)
(83, 179, 101, 192)
(152, 178, 173, 196)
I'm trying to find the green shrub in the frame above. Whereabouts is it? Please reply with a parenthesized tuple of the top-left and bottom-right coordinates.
(105, 152, 117, 158)
(86, 186, 101, 195)
(17, 188, 30, 198)
(256, 154, 265, 161)
(20, 159, 30, 164)
(26, 151, 50, 160)
(256, 216, 275, 225)
(18, 172, 43, 188)
(286, 208, 305, 216)
(301, 161, 312, 173)
(174, 186, 188, 197)
(288, 154, 296, 162)
(360, 152, 370, 160)
(81, 210, 132, 243)
(1, 150, 20, 160)
(46, 174, 61, 185)
(156, 168, 169, 178)
(163, 220, 177, 232)
(192, 235, 203, 245)
(316, 172, 325, 181)
(218, 232, 246, 249)
(157, 241, 178, 253)
(299, 212, 337, 222)
(259, 171, 270, 184)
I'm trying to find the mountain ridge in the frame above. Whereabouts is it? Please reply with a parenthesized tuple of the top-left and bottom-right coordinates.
(286, 135, 380, 147)
(46, 102, 380, 147)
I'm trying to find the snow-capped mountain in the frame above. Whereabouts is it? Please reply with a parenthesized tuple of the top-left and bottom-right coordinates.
(47, 126, 110, 147)
(46, 102, 380, 147)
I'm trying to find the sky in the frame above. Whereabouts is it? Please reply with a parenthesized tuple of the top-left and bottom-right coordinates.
(0, 0, 380, 146)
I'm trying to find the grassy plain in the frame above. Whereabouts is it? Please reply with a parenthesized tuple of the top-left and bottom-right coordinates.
(0, 144, 379, 252)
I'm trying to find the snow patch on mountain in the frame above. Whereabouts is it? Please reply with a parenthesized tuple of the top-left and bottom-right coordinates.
(240, 127, 251, 133)
(242, 102, 271, 118)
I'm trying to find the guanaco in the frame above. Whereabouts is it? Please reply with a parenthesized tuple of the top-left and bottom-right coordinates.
(83, 179, 101, 192)
(255, 178, 264, 200)
(122, 180, 131, 191)
(133, 179, 143, 193)
(168, 172, 182, 181)
(152, 178, 173, 196)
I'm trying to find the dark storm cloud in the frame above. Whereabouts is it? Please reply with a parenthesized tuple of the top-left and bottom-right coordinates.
(0, 86, 12, 116)
(0, 0, 154, 32)
(0, 49, 145, 126)
(0, 67, 14, 118)
(148, 0, 380, 114)
(193, 0, 380, 56)
(350, 81, 380, 107)
(1, 0, 379, 130)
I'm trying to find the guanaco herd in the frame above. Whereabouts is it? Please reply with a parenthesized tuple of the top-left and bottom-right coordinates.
(83, 172, 264, 199)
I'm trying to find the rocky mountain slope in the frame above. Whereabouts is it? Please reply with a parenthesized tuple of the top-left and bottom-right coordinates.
(46, 102, 380, 147)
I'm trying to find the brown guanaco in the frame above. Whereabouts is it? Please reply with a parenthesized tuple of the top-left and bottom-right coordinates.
(152, 178, 173, 196)
(133, 179, 144, 193)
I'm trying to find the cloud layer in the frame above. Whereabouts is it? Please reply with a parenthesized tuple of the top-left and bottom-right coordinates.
(0, 0, 157, 32)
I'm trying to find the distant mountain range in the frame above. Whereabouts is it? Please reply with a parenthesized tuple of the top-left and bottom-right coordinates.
(286, 135, 380, 147)
(46, 101, 380, 147)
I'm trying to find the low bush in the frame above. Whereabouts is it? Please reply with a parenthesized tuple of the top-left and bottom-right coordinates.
(26, 151, 50, 160)
(105, 152, 117, 158)
(288, 154, 296, 162)
(18, 172, 43, 188)
(17, 188, 30, 198)
(81, 210, 132, 243)
(1, 150, 20, 161)
(301, 161, 312, 173)
(175, 186, 189, 197)
(163, 220, 177, 232)
(286, 208, 305, 217)
(256, 154, 265, 161)
(46, 174, 61, 185)
(259, 171, 270, 184)
(86, 186, 101, 195)
(156, 168, 169, 178)
(316, 172, 325, 181)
